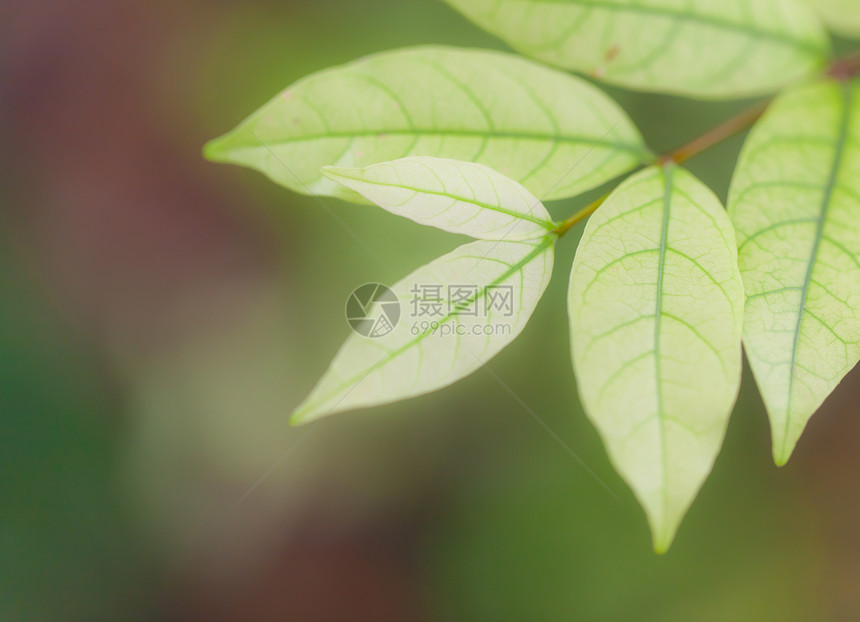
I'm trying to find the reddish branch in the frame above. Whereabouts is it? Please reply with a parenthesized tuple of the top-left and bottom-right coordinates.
(829, 49, 860, 81)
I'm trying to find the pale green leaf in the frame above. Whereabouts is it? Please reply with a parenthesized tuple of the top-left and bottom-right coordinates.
(728, 79, 860, 466)
(204, 46, 648, 202)
(443, 0, 830, 99)
(292, 236, 555, 424)
(569, 165, 744, 552)
(323, 157, 556, 241)
(806, 0, 860, 38)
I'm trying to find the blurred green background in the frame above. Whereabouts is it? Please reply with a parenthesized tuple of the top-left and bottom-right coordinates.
(2, 1, 859, 620)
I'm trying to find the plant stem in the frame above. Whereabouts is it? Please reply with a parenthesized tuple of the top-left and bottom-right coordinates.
(554, 193, 610, 237)
(656, 99, 771, 166)
(554, 99, 768, 237)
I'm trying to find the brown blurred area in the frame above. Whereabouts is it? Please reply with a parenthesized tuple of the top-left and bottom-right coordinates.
(1, 1, 430, 620)
(2, 0, 277, 361)
(799, 382, 860, 621)
(3, 1, 860, 621)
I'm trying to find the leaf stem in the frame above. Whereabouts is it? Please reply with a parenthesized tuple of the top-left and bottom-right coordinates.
(553, 99, 767, 238)
(656, 99, 771, 166)
(553, 193, 610, 237)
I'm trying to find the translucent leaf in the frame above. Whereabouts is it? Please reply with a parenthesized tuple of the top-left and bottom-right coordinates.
(806, 0, 860, 38)
(204, 46, 648, 202)
(728, 79, 860, 466)
(291, 236, 555, 424)
(323, 157, 556, 241)
(569, 165, 744, 552)
(443, 0, 830, 99)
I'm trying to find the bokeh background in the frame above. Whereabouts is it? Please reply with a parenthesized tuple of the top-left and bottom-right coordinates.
(2, 1, 859, 620)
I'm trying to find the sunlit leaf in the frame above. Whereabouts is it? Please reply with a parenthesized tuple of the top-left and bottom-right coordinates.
(204, 46, 648, 202)
(443, 0, 830, 99)
(323, 157, 556, 240)
(569, 165, 744, 552)
(806, 0, 860, 38)
(291, 236, 555, 424)
(728, 79, 860, 466)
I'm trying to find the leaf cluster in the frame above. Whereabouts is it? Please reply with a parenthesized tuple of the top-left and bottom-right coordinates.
(205, 0, 860, 551)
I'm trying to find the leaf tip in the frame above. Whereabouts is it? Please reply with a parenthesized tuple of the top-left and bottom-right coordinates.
(320, 166, 356, 182)
(771, 425, 801, 467)
(202, 124, 261, 164)
(202, 135, 231, 163)
(650, 526, 676, 555)
(321, 166, 370, 201)
(772, 445, 793, 468)
(290, 392, 333, 426)
(289, 407, 315, 427)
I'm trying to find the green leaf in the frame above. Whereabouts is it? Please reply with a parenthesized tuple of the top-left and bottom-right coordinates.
(728, 79, 860, 466)
(806, 0, 860, 37)
(569, 165, 744, 552)
(204, 46, 649, 202)
(443, 0, 830, 99)
(323, 157, 556, 241)
(291, 236, 555, 424)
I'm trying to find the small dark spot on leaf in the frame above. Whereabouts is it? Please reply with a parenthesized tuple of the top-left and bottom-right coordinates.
(606, 45, 620, 62)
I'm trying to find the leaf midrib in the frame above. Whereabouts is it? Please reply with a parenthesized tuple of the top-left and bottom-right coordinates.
(328, 170, 556, 229)
(292, 237, 554, 420)
(490, 0, 825, 55)
(783, 84, 853, 459)
(653, 164, 673, 548)
(219, 128, 648, 156)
